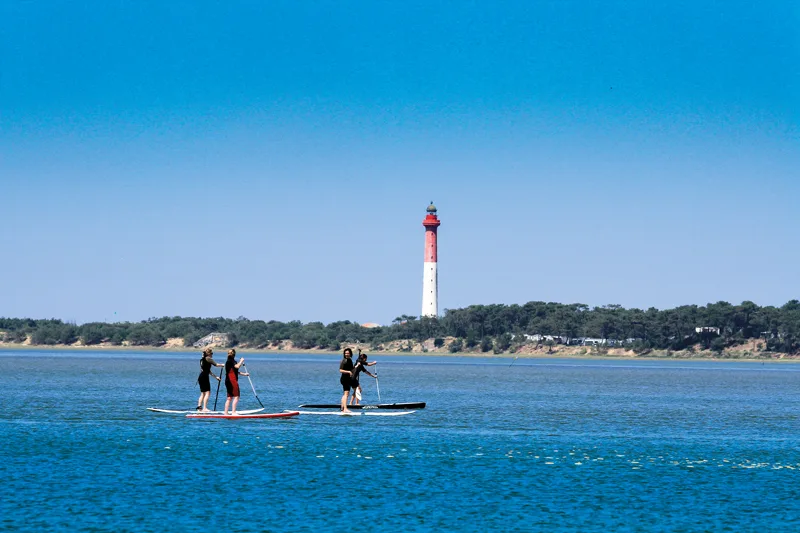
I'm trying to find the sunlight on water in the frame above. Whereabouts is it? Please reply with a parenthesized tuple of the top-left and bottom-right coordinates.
(1, 351, 799, 532)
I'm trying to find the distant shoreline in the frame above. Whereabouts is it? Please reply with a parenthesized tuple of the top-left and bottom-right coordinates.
(6, 301, 799, 363)
(1, 342, 797, 363)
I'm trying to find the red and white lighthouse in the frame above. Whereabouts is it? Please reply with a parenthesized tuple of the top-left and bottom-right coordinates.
(422, 202, 441, 317)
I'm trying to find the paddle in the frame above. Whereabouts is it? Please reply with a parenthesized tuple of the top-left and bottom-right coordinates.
(213, 367, 224, 411)
(242, 362, 265, 408)
(374, 365, 382, 402)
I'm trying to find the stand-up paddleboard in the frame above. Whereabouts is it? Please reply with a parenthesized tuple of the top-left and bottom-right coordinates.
(298, 402, 426, 410)
(186, 411, 300, 420)
(147, 407, 265, 415)
(291, 410, 416, 417)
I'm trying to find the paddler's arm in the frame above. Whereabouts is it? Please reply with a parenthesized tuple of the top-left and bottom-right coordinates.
(363, 369, 376, 378)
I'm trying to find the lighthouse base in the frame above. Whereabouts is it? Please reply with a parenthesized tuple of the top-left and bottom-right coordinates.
(422, 261, 438, 317)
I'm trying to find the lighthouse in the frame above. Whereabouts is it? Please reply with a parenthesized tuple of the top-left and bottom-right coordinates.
(421, 202, 441, 317)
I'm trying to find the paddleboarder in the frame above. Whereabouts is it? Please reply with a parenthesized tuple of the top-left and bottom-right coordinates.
(223, 349, 249, 416)
(197, 348, 224, 412)
(339, 347, 355, 413)
(349, 350, 377, 406)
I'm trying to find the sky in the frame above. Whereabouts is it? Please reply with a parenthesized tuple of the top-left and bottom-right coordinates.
(1, 1, 798, 325)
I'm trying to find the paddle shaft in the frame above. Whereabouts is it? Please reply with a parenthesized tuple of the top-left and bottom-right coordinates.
(375, 368, 381, 402)
(213, 367, 224, 411)
(242, 363, 265, 408)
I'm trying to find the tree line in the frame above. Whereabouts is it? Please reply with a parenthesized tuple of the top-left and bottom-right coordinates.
(2, 299, 800, 353)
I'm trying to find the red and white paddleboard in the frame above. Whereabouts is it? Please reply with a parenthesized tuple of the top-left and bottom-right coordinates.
(186, 411, 299, 420)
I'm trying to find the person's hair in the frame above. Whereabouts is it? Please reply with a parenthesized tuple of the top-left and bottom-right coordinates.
(228, 349, 236, 357)
(343, 348, 353, 357)
(202, 348, 212, 356)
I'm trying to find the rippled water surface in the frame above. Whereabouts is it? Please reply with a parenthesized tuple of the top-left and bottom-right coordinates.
(1, 350, 799, 532)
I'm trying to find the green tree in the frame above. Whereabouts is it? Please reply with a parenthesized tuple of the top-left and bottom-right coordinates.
(480, 337, 493, 353)
(449, 339, 463, 353)
(226, 332, 239, 347)
(710, 337, 726, 353)
(80, 324, 104, 345)
(465, 332, 478, 348)
(494, 333, 512, 353)
(8, 330, 27, 343)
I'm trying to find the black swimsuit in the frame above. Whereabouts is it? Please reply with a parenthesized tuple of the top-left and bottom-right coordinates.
(197, 356, 217, 393)
(340, 357, 354, 391)
(351, 360, 367, 388)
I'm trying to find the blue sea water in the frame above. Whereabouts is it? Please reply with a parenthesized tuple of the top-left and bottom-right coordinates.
(1, 350, 799, 532)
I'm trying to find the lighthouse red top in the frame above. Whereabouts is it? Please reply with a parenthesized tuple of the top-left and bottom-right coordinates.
(423, 202, 440, 263)
(422, 202, 441, 229)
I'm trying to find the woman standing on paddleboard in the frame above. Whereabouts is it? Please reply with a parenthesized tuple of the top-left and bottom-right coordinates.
(197, 348, 224, 412)
(224, 349, 249, 416)
(339, 348, 355, 413)
(349, 350, 377, 406)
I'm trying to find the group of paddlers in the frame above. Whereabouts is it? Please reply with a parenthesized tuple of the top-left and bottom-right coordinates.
(194, 345, 376, 415)
(339, 347, 377, 413)
(196, 348, 249, 415)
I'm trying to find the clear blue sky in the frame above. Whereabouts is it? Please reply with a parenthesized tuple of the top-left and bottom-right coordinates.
(2, 1, 798, 325)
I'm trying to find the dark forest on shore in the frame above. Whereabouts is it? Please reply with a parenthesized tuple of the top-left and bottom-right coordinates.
(3, 300, 800, 355)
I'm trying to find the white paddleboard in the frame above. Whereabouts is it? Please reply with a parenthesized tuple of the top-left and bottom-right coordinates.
(290, 410, 416, 417)
(147, 407, 266, 415)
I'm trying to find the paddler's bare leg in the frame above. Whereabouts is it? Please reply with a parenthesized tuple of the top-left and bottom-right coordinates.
(341, 390, 351, 413)
(201, 391, 211, 412)
(224, 396, 232, 415)
(231, 396, 240, 415)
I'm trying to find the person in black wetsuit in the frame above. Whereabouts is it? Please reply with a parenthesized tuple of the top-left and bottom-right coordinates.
(339, 348, 355, 413)
(349, 350, 377, 406)
(197, 348, 224, 412)
(223, 349, 249, 415)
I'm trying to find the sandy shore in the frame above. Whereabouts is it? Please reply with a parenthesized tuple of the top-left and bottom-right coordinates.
(0, 341, 797, 363)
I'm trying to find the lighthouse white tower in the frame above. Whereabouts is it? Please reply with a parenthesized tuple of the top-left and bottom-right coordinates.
(421, 202, 441, 318)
